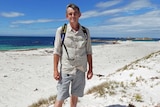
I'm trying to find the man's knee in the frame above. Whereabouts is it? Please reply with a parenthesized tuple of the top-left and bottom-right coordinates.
(70, 95, 78, 107)
(54, 100, 64, 107)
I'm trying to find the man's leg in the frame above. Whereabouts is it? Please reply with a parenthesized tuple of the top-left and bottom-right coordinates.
(70, 95, 78, 107)
(54, 100, 64, 107)
(70, 71, 85, 107)
(55, 73, 72, 107)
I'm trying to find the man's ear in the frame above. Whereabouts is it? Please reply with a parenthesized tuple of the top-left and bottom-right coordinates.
(66, 14, 68, 18)
(66, 14, 69, 20)
(79, 12, 81, 18)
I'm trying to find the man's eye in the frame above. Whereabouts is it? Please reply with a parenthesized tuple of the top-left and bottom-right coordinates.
(69, 13, 73, 15)
(68, 12, 78, 16)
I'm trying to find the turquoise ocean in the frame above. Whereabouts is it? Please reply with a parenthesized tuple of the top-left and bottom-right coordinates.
(0, 36, 159, 51)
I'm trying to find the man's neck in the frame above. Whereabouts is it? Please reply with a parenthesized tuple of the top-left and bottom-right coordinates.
(70, 23, 79, 31)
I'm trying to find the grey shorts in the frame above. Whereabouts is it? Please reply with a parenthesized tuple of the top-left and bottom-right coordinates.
(56, 70, 86, 101)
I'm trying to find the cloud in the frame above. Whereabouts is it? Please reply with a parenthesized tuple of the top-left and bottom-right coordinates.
(81, 0, 123, 19)
(81, 0, 160, 37)
(81, 9, 121, 19)
(12, 18, 66, 24)
(81, 11, 99, 19)
(0, 12, 24, 17)
(81, 0, 156, 19)
(109, 10, 160, 25)
(123, 0, 154, 11)
(96, 0, 122, 8)
(89, 9, 160, 37)
(9, 25, 19, 28)
(12, 19, 52, 24)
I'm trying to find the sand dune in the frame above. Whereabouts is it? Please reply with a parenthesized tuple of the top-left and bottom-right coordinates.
(0, 41, 160, 107)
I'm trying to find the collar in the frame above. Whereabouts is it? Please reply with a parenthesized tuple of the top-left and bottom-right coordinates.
(67, 23, 82, 32)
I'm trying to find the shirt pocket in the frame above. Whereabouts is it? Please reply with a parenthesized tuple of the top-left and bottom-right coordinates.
(76, 36, 87, 49)
(64, 35, 74, 48)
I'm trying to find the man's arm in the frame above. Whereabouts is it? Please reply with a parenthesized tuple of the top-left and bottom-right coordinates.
(53, 26, 63, 80)
(87, 54, 93, 79)
(53, 54, 60, 80)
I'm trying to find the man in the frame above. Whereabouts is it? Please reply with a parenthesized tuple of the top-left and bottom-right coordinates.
(53, 3, 93, 107)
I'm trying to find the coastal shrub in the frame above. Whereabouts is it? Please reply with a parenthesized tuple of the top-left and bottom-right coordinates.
(136, 76, 144, 82)
(48, 95, 57, 103)
(85, 82, 107, 97)
(28, 95, 56, 107)
(28, 98, 48, 107)
(120, 81, 125, 88)
(86, 81, 124, 97)
(120, 89, 127, 94)
(130, 81, 136, 87)
(129, 73, 134, 77)
(116, 50, 160, 72)
(133, 93, 143, 102)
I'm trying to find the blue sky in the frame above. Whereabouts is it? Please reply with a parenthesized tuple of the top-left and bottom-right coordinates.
(0, 0, 160, 38)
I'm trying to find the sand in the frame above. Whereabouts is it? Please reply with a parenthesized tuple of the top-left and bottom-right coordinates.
(0, 41, 160, 107)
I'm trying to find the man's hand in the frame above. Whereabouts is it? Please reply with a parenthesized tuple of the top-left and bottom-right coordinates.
(87, 70, 93, 80)
(54, 70, 60, 80)
(53, 54, 60, 80)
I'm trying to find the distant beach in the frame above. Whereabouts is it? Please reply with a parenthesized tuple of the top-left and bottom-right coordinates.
(0, 36, 160, 51)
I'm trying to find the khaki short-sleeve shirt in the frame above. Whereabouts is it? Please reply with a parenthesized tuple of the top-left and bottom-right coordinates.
(54, 23, 92, 74)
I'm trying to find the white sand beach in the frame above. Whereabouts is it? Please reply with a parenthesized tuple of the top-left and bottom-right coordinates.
(0, 41, 160, 107)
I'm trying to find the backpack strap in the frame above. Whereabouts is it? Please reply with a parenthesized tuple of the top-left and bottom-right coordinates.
(81, 26, 88, 40)
(60, 23, 70, 59)
(60, 24, 88, 60)
(61, 23, 67, 46)
(61, 24, 88, 44)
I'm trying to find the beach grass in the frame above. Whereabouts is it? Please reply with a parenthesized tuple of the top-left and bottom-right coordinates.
(116, 50, 160, 72)
(28, 95, 56, 107)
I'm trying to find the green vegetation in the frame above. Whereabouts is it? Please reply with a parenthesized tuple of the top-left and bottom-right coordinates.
(28, 95, 56, 107)
(116, 50, 160, 72)
(133, 93, 143, 102)
(85, 81, 128, 97)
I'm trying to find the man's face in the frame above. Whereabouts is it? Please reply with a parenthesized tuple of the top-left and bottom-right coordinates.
(66, 7, 81, 23)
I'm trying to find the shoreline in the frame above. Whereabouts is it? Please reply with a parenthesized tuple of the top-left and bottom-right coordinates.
(0, 40, 159, 51)
(0, 41, 160, 107)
